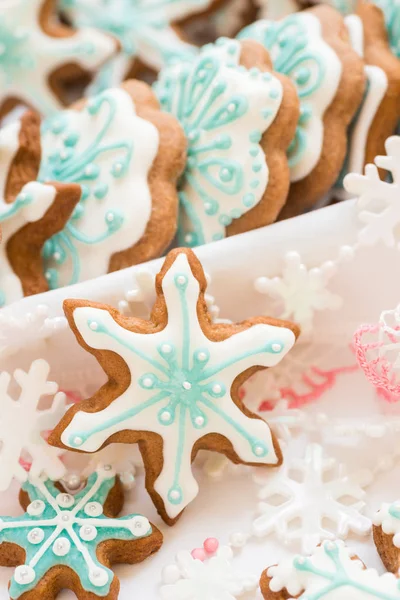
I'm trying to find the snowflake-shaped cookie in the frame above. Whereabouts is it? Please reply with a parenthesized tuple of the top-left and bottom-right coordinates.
(0, 359, 67, 490)
(39, 82, 185, 288)
(0, 0, 117, 117)
(0, 112, 81, 307)
(0, 464, 161, 599)
(50, 248, 298, 524)
(155, 37, 289, 246)
(60, 0, 198, 91)
(262, 540, 400, 599)
(345, 136, 400, 249)
(160, 545, 257, 600)
(252, 443, 371, 553)
(255, 251, 343, 333)
(238, 11, 341, 182)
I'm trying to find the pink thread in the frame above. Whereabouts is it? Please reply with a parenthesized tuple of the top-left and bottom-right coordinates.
(204, 538, 219, 554)
(61, 390, 82, 404)
(191, 548, 206, 561)
(353, 323, 400, 401)
(259, 363, 358, 410)
(19, 458, 31, 471)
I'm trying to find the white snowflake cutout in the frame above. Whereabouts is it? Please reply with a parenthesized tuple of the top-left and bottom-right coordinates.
(57, 250, 297, 521)
(160, 545, 257, 600)
(40, 87, 160, 288)
(0, 0, 116, 116)
(344, 135, 400, 248)
(155, 38, 284, 246)
(266, 540, 400, 599)
(60, 0, 198, 90)
(0, 359, 67, 490)
(255, 251, 343, 333)
(252, 443, 371, 553)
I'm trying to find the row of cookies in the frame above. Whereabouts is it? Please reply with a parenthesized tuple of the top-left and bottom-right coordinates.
(0, 1, 399, 308)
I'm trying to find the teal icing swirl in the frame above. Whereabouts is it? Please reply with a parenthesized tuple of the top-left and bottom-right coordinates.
(39, 90, 133, 288)
(238, 16, 325, 169)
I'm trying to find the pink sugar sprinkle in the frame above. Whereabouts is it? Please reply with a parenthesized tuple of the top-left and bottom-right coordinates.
(203, 537, 219, 554)
(191, 548, 206, 561)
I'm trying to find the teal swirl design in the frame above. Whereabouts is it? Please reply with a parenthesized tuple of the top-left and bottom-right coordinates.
(39, 90, 133, 288)
(239, 16, 326, 174)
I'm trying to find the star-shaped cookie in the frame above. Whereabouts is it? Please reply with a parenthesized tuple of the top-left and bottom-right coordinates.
(50, 248, 299, 524)
(0, 0, 117, 118)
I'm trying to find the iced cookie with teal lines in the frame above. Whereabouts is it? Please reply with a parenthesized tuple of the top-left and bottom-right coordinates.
(0, 0, 118, 118)
(0, 111, 81, 308)
(261, 540, 400, 599)
(39, 81, 186, 288)
(49, 248, 300, 525)
(155, 37, 299, 247)
(0, 464, 162, 599)
(59, 0, 202, 92)
(374, 499, 400, 576)
(240, 5, 365, 219)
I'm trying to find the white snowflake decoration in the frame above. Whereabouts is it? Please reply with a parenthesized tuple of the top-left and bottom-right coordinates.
(255, 251, 343, 333)
(344, 135, 400, 248)
(0, 304, 67, 359)
(0, 359, 67, 490)
(160, 545, 257, 600)
(83, 443, 142, 490)
(252, 443, 371, 553)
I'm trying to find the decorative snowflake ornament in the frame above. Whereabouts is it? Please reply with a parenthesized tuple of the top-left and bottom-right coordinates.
(160, 545, 257, 600)
(263, 540, 400, 599)
(0, 359, 68, 490)
(255, 251, 343, 333)
(0, 0, 117, 117)
(252, 443, 371, 553)
(50, 248, 298, 524)
(60, 0, 198, 91)
(155, 37, 285, 246)
(344, 135, 400, 248)
(0, 464, 161, 599)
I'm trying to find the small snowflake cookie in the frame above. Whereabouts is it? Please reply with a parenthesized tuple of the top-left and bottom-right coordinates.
(260, 540, 400, 599)
(239, 5, 366, 219)
(0, 0, 118, 118)
(0, 464, 162, 600)
(38, 80, 186, 289)
(0, 111, 81, 307)
(49, 247, 300, 525)
(59, 0, 202, 90)
(155, 37, 300, 246)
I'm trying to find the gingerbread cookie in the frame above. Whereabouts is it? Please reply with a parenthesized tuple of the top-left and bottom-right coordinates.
(239, 5, 365, 218)
(155, 37, 299, 246)
(0, 464, 162, 599)
(374, 499, 400, 575)
(0, 0, 118, 118)
(49, 248, 300, 525)
(0, 111, 81, 307)
(59, 0, 202, 90)
(36, 81, 186, 289)
(261, 540, 400, 599)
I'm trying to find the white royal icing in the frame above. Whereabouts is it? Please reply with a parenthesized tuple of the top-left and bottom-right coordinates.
(343, 16, 388, 179)
(0, 118, 56, 306)
(60, 252, 296, 519)
(0, 0, 116, 116)
(267, 540, 400, 599)
(40, 87, 159, 288)
(238, 13, 342, 183)
(156, 38, 283, 246)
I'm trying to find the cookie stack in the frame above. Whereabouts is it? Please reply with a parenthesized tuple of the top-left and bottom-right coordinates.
(0, 0, 398, 305)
